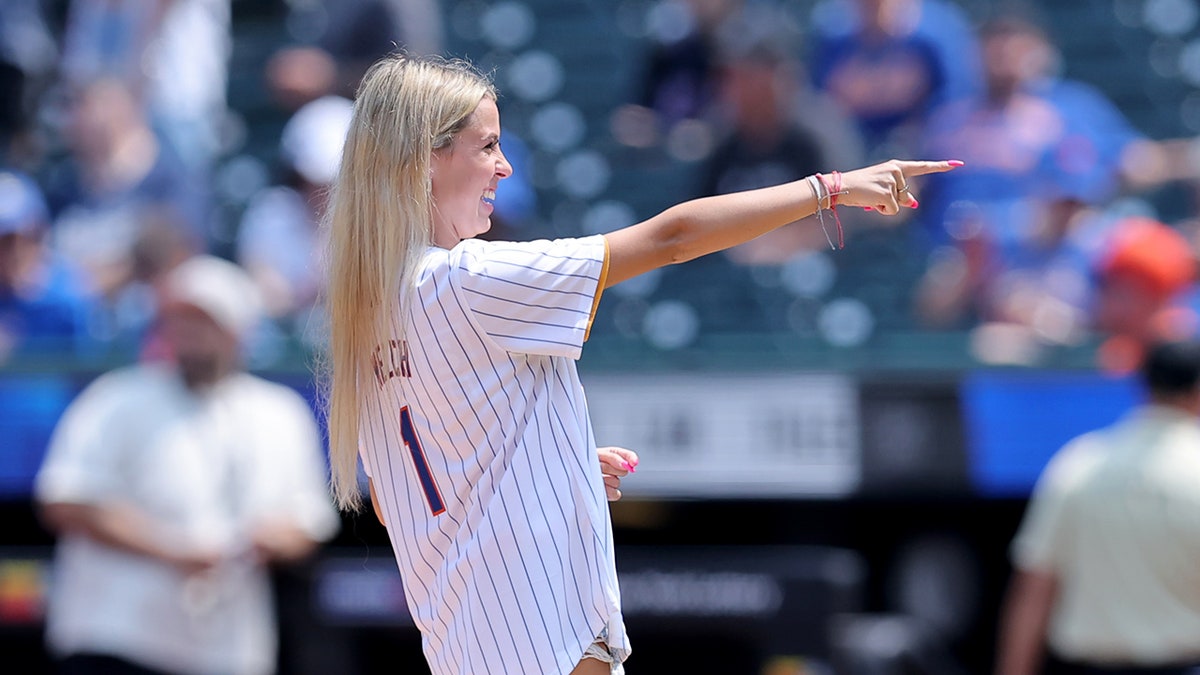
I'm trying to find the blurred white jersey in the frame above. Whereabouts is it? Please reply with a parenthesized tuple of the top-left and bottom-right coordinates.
(359, 235, 628, 675)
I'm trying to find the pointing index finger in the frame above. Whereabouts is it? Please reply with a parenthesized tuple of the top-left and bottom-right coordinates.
(898, 159, 964, 177)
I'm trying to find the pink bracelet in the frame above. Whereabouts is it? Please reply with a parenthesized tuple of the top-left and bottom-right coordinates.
(815, 172, 847, 250)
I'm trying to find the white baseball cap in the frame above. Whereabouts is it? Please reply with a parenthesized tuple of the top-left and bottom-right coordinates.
(280, 95, 354, 185)
(0, 170, 48, 235)
(163, 255, 264, 342)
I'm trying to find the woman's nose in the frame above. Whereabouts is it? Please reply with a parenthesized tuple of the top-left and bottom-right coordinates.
(497, 150, 513, 179)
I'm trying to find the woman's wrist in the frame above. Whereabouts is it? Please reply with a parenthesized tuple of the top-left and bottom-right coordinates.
(807, 174, 829, 211)
(810, 172, 846, 250)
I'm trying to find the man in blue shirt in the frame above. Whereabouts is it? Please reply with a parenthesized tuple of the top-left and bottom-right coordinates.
(0, 169, 95, 360)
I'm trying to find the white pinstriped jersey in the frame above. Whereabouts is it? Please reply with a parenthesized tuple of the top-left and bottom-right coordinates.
(359, 235, 628, 675)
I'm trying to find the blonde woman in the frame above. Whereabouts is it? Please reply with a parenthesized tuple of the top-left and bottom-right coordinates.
(322, 54, 959, 675)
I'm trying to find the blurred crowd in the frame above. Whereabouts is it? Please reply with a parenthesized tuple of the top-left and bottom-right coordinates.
(0, 0, 447, 369)
(611, 0, 1200, 369)
(2, 0, 1199, 372)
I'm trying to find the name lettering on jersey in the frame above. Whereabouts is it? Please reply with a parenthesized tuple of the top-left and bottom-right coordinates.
(372, 339, 412, 388)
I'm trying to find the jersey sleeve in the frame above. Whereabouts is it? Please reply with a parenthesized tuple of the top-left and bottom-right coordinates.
(1009, 433, 1098, 573)
(245, 385, 341, 542)
(34, 372, 127, 505)
(448, 235, 610, 359)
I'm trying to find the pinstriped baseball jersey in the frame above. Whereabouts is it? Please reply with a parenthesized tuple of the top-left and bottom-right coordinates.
(359, 235, 628, 675)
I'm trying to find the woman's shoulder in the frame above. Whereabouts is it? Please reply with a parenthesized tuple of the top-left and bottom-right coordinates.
(456, 236, 605, 256)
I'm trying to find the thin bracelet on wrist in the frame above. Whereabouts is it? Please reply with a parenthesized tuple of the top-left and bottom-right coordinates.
(813, 172, 846, 250)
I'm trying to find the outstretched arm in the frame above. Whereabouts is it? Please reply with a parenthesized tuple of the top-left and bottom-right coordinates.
(603, 159, 960, 287)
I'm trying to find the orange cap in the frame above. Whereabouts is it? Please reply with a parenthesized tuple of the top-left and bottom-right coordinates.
(1100, 217, 1197, 299)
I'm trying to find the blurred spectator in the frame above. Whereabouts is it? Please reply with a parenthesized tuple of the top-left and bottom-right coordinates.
(264, 46, 340, 116)
(919, 211, 1196, 368)
(913, 16, 1081, 332)
(920, 15, 1198, 257)
(996, 339, 1200, 675)
(59, 0, 233, 174)
(912, 15, 1198, 342)
(35, 254, 339, 675)
(45, 79, 208, 306)
(700, 28, 834, 264)
(236, 95, 352, 329)
(267, 0, 444, 111)
(634, 23, 836, 339)
(914, 181, 1113, 349)
(0, 169, 94, 362)
(1092, 217, 1198, 374)
(112, 212, 204, 357)
(0, 0, 57, 164)
(809, 0, 982, 159)
(610, 0, 742, 150)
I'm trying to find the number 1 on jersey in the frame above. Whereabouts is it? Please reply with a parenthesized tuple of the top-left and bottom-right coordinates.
(400, 406, 446, 516)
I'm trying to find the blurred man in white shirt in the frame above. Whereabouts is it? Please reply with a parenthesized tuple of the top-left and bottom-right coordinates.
(996, 339, 1200, 675)
(36, 255, 339, 675)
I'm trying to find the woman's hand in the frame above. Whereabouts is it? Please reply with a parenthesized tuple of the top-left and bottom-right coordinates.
(597, 446, 639, 501)
(836, 159, 962, 215)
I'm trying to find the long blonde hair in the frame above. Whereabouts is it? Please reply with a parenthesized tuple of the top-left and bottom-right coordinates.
(322, 55, 496, 510)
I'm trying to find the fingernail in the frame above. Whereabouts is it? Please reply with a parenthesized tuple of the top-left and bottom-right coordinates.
(863, 206, 874, 211)
(948, 160, 965, 167)
(911, 199, 920, 208)
(622, 461, 634, 472)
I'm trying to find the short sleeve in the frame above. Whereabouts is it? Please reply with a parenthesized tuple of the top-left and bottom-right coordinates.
(34, 372, 127, 504)
(247, 385, 340, 542)
(1009, 433, 1100, 573)
(448, 235, 609, 359)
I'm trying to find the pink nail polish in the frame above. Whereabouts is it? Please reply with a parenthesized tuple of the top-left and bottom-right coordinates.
(911, 199, 920, 208)
(948, 160, 965, 167)
(622, 461, 634, 472)
(863, 206, 874, 211)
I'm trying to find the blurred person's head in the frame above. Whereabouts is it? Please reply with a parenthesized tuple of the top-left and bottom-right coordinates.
(66, 79, 151, 165)
(686, 0, 743, 32)
(266, 46, 339, 113)
(1094, 217, 1197, 371)
(979, 15, 1056, 103)
(159, 255, 262, 390)
(132, 209, 201, 285)
(1141, 339, 1200, 412)
(715, 29, 798, 142)
(856, 0, 921, 38)
(0, 170, 50, 293)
